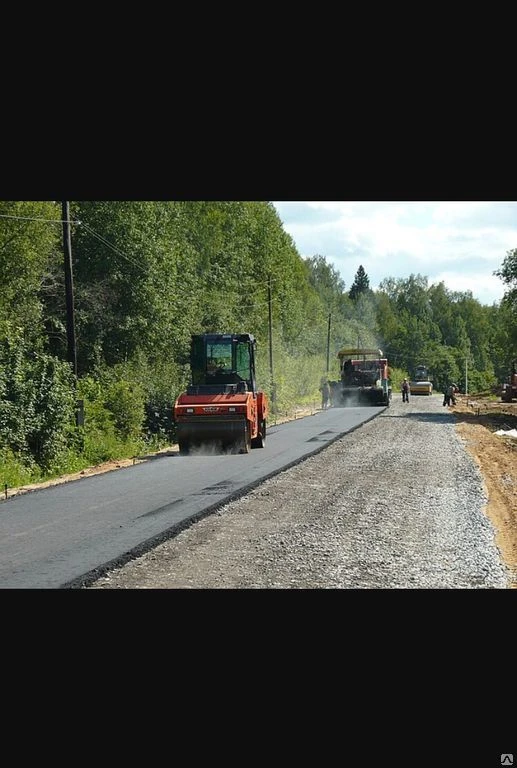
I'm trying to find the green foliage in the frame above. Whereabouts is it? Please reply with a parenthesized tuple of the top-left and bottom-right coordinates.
(26, 354, 77, 473)
(0, 325, 77, 472)
(495, 247, 517, 297)
(390, 367, 410, 393)
(423, 345, 460, 394)
(305, 255, 346, 309)
(0, 447, 39, 488)
(0, 325, 37, 461)
(259, 340, 325, 414)
(81, 430, 142, 467)
(0, 201, 62, 343)
(76, 372, 145, 465)
(488, 300, 517, 380)
(103, 379, 145, 441)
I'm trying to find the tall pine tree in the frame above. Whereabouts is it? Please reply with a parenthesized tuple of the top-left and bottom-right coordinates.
(349, 265, 370, 301)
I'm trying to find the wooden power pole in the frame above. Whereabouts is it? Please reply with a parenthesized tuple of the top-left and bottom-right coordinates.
(326, 313, 331, 375)
(268, 274, 275, 411)
(62, 201, 77, 379)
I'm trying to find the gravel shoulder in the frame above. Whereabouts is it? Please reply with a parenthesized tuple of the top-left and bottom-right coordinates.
(86, 394, 515, 589)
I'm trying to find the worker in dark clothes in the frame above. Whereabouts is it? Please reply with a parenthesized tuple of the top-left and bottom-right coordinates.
(319, 378, 331, 410)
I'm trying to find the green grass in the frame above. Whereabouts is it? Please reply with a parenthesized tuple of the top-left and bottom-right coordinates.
(0, 448, 40, 489)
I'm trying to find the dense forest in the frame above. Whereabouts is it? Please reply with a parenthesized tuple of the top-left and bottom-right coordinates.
(1, 200, 516, 487)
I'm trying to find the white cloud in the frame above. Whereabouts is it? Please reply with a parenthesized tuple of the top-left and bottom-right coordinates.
(273, 201, 517, 305)
(430, 271, 505, 305)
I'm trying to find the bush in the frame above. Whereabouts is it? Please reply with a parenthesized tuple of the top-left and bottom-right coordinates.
(0, 329, 77, 473)
(0, 447, 39, 488)
(104, 379, 145, 441)
(81, 430, 142, 466)
(26, 355, 77, 472)
(77, 374, 145, 464)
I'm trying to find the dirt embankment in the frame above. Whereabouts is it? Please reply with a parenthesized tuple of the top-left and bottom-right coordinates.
(450, 394, 517, 583)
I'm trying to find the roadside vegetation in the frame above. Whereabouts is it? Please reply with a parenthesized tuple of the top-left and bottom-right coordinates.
(1, 201, 516, 490)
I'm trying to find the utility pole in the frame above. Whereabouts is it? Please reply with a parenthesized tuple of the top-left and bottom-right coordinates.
(464, 340, 471, 396)
(326, 313, 331, 375)
(268, 274, 275, 411)
(62, 201, 77, 379)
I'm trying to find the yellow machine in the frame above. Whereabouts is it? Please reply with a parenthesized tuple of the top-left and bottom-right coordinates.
(409, 365, 433, 396)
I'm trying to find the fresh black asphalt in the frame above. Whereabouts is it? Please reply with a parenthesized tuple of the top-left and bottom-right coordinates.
(0, 405, 384, 588)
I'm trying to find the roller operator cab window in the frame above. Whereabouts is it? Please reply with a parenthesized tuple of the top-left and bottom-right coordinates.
(235, 342, 251, 381)
(190, 336, 254, 385)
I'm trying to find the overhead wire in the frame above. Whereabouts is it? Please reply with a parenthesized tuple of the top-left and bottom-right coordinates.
(78, 220, 290, 300)
(0, 211, 327, 298)
(0, 209, 316, 320)
(0, 209, 289, 296)
(78, 221, 148, 276)
(2, 209, 383, 356)
(0, 213, 76, 224)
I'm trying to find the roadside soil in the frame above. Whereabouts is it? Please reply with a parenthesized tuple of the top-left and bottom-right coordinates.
(4, 397, 517, 587)
(449, 393, 517, 582)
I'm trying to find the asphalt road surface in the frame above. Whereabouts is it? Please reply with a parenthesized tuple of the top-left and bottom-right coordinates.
(0, 405, 384, 588)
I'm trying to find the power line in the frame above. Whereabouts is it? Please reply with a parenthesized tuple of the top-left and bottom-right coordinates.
(79, 221, 148, 275)
(79, 220, 290, 295)
(0, 213, 79, 224)
(0, 209, 300, 314)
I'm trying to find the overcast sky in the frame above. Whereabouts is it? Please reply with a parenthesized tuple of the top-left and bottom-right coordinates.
(272, 201, 517, 306)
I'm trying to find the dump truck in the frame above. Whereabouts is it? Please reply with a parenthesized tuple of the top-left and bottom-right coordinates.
(409, 364, 433, 396)
(173, 333, 268, 455)
(501, 359, 517, 402)
(332, 347, 392, 406)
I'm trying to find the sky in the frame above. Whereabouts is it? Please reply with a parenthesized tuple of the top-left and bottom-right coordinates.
(272, 202, 517, 306)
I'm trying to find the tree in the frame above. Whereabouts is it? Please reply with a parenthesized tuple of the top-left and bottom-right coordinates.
(495, 248, 517, 355)
(305, 255, 346, 309)
(0, 201, 62, 346)
(349, 265, 370, 301)
(495, 247, 517, 297)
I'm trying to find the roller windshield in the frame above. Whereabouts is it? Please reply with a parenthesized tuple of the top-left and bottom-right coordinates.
(190, 335, 253, 389)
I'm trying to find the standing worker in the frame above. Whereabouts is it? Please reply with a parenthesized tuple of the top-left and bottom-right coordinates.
(401, 378, 410, 403)
(443, 383, 457, 406)
(319, 378, 331, 410)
